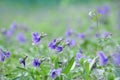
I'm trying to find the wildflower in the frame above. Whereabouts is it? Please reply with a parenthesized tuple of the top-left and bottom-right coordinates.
(65, 39, 75, 47)
(112, 53, 120, 66)
(97, 6, 109, 15)
(75, 52, 81, 61)
(5, 30, 13, 37)
(65, 29, 73, 37)
(56, 46, 63, 52)
(48, 39, 57, 49)
(79, 49, 83, 54)
(97, 51, 108, 66)
(19, 56, 28, 67)
(0, 51, 5, 62)
(6, 22, 17, 37)
(48, 38, 63, 53)
(4, 51, 10, 58)
(16, 33, 25, 43)
(77, 33, 85, 39)
(9, 21, 17, 31)
(102, 32, 111, 38)
(32, 32, 40, 45)
(49, 68, 61, 79)
(32, 58, 41, 67)
(75, 50, 85, 66)
(0, 50, 10, 62)
(95, 33, 101, 38)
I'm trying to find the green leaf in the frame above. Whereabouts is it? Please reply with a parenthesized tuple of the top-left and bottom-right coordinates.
(84, 61, 89, 80)
(89, 57, 98, 73)
(62, 56, 74, 74)
(79, 58, 85, 66)
(105, 72, 114, 80)
(12, 76, 21, 80)
(40, 64, 47, 75)
(113, 67, 120, 77)
(16, 67, 28, 72)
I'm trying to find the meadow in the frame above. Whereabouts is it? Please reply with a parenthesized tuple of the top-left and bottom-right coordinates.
(0, 0, 120, 80)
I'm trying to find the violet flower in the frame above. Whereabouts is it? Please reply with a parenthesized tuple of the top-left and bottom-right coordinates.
(65, 29, 73, 37)
(49, 68, 61, 79)
(48, 39, 57, 49)
(97, 5, 109, 15)
(4, 51, 10, 58)
(75, 52, 81, 61)
(19, 56, 28, 67)
(16, 33, 25, 43)
(32, 58, 41, 67)
(0, 51, 5, 62)
(65, 39, 75, 47)
(0, 50, 10, 62)
(97, 51, 108, 66)
(77, 33, 85, 39)
(112, 53, 120, 66)
(6, 22, 17, 37)
(56, 46, 63, 52)
(32, 32, 40, 45)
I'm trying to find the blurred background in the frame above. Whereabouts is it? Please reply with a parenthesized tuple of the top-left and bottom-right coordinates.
(0, 0, 120, 37)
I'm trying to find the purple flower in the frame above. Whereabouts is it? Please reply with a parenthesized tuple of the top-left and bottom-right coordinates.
(77, 33, 85, 39)
(16, 33, 25, 43)
(48, 39, 57, 49)
(79, 49, 83, 54)
(112, 53, 120, 66)
(97, 6, 109, 15)
(97, 51, 108, 66)
(49, 68, 61, 79)
(19, 58, 25, 67)
(65, 29, 73, 37)
(5, 30, 13, 37)
(32, 32, 40, 45)
(32, 58, 41, 67)
(5, 22, 17, 37)
(118, 11, 120, 23)
(75, 50, 86, 66)
(65, 39, 75, 47)
(102, 32, 110, 38)
(1, 28, 7, 35)
(0, 52, 5, 62)
(4, 51, 10, 58)
(9, 21, 17, 31)
(75, 52, 82, 66)
(19, 56, 27, 67)
(95, 33, 101, 38)
(56, 46, 63, 52)
(0, 50, 11, 62)
(75, 52, 81, 61)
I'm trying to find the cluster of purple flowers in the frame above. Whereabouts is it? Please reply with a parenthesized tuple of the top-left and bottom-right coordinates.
(48, 39, 63, 53)
(19, 56, 41, 67)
